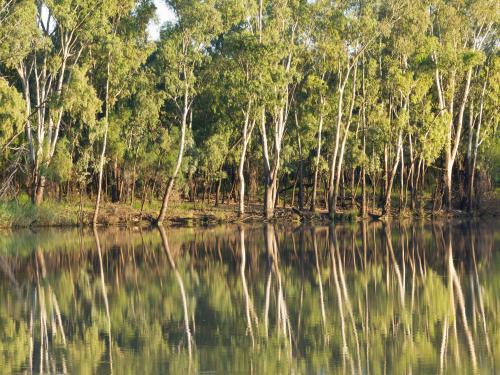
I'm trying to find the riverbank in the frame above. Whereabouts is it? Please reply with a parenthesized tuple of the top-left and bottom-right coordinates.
(0, 199, 244, 228)
(1, 193, 499, 229)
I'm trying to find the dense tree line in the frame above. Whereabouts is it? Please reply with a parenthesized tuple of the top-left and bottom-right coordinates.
(0, 0, 498, 221)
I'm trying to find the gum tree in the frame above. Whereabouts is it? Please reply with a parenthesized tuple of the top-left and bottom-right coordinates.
(155, 0, 223, 223)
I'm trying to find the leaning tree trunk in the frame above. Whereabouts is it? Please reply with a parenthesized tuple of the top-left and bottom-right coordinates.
(238, 104, 255, 216)
(439, 67, 472, 211)
(259, 43, 293, 219)
(408, 134, 416, 211)
(311, 107, 323, 212)
(93, 59, 111, 225)
(469, 79, 486, 212)
(328, 63, 355, 218)
(157, 85, 189, 223)
(333, 65, 357, 215)
(295, 112, 304, 210)
(327, 84, 345, 217)
(19, 39, 71, 205)
(307, 78, 326, 212)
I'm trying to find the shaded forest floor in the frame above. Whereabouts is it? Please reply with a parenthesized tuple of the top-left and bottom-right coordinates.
(0, 190, 499, 229)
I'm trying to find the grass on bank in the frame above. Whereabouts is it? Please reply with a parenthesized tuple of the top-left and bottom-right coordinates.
(2, 186, 498, 228)
(0, 194, 239, 228)
(0, 196, 81, 228)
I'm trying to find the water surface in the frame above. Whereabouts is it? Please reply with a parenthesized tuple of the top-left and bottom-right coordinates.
(0, 219, 498, 374)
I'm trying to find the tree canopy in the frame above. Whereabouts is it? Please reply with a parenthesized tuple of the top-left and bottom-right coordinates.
(0, 0, 498, 218)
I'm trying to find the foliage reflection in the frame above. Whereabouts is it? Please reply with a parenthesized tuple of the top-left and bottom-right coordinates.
(0, 220, 498, 374)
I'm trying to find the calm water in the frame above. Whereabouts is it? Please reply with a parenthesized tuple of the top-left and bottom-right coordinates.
(0, 220, 498, 374)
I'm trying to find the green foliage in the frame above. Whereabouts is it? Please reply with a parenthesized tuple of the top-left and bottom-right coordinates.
(199, 132, 229, 179)
(46, 137, 73, 183)
(0, 200, 80, 227)
(421, 113, 449, 164)
(0, 0, 39, 67)
(483, 135, 500, 184)
(63, 66, 101, 126)
(0, 78, 24, 146)
(0, 0, 498, 212)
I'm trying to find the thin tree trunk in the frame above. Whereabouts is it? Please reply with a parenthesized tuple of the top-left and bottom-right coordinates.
(131, 154, 137, 206)
(215, 174, 222, 207)
(311, 100, 324, 212)
(333, 64, 358, 215)
(443, 67, 472, 210)
(469, 75, 487, 212)
(399, 142, 405, 212)
(140, 182, 147, 219)
(361, 139, 367, 217)
(361, 57, 367, 218)
(157, 83, 189, 223)
(383, 131, 403, 215)
(383, 143, 388, 202)
(328, 80, 346, 217)
(291, 171, 297, 208)
(409, 134, 416, 210)
(351, 168, 356, 208)
(260, 106, 283, 219)
(93, 58, 111, 225)
(239, 102, 255, 216)
(295, 112, 304, 210)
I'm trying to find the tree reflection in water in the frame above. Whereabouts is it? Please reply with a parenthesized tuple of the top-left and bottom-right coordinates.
(0, 219, 498, 374)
